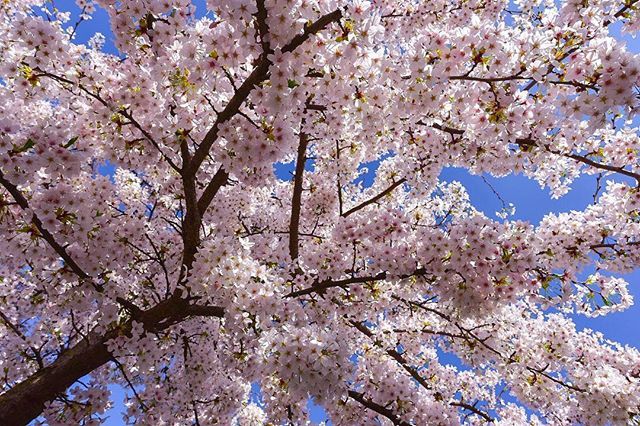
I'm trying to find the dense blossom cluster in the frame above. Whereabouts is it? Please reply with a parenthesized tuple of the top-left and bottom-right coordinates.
(1, 0, 640, 424)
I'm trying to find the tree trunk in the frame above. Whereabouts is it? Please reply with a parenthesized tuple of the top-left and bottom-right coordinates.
(0, 296, 224, 425)
(0, 329, 115, 425)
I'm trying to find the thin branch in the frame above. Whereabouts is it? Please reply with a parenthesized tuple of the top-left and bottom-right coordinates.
(336, 140, 344, 216)
(112, 358, 148, 412)
(429, 122, 465, 135)
(0, 171, 94, 286)
(565, 152, 640, 184)
(449, 73, 527, 83)
(422, 119, 640, 185)
(34, 70, 181, 173)
(516, 138, 640, 184)
(143, 234, 172, 298)
(281, 9, 343, 55)
(526, 366, 586, 393)
(450, 401, 493, 422)
(351, 320, 494, 422)
(605, 0, 640, 24)
(394, 296, 587, 394)
(350, 321, 432, 390)
(0, 309, 44, 369)
(342, 178, 407, 217)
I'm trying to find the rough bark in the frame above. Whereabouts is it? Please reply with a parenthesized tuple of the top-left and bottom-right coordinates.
(0, 329, 115, 425)
(0, 297, 224, 425)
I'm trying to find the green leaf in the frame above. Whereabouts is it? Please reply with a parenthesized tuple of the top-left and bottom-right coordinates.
(287, 79, 299, 89)
(63, 136, 78, 148)
(30, 293, 45, 305)
(11, 138, 35, 154)
(16, 224, 33, 233)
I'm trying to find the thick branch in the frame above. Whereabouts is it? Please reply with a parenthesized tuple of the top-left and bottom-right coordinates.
(179, 159, 202, 282)
(178, 8, 342, 287)
(0, 328, 116, 426)
(0, 297, 224, 425)
(0, 9, 346, 425)
(347, 391, 411, 426)
(197, 167, 229, 214)
(286, 268, 426, 298)
(189, 8, 342, 174)
(285, 272, 388, 297)
(184, 304, 226, 319)
(289, 132, 309, 261)
(255, 0, 271, 54)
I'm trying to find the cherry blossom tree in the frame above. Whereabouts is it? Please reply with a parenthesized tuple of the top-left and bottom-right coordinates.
(1, 0, 640, 424)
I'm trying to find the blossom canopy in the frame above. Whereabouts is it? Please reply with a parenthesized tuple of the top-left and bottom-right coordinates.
(1, 0, 640, 424)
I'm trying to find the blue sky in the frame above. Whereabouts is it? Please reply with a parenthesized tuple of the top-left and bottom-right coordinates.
(45, 1, 640, 424)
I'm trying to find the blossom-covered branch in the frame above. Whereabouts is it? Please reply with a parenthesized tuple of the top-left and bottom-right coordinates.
(0, 0, 639, 424)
